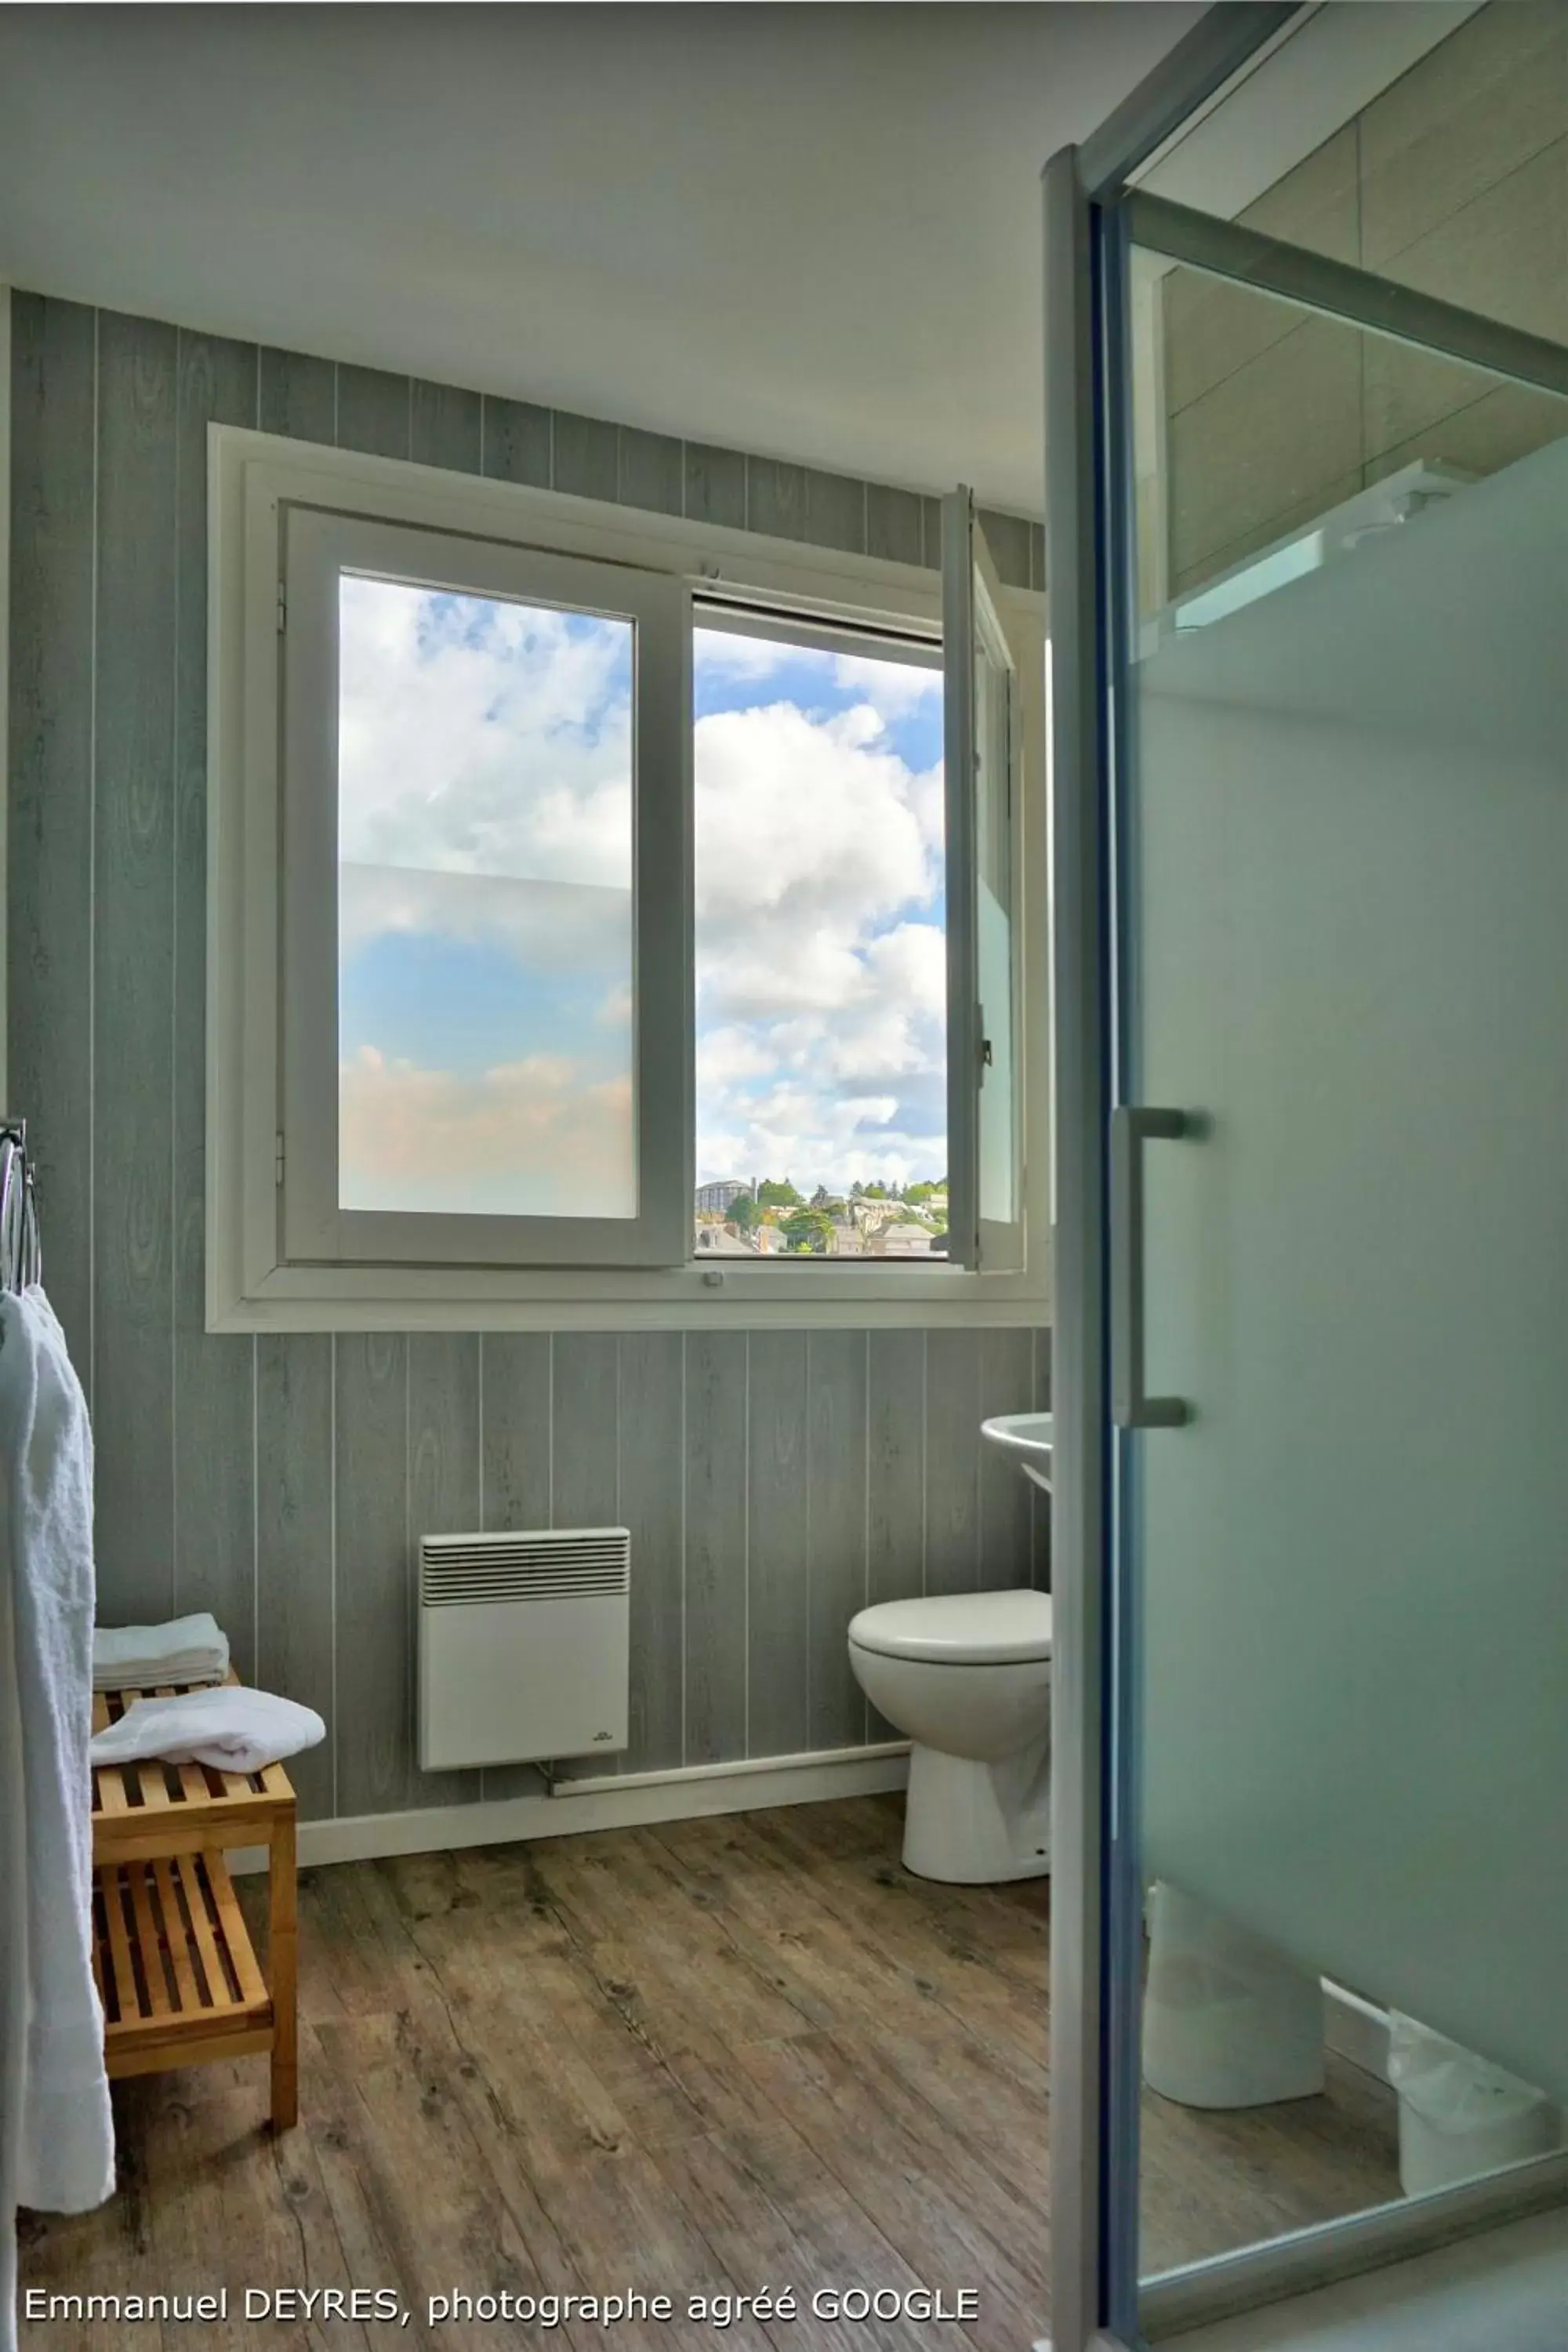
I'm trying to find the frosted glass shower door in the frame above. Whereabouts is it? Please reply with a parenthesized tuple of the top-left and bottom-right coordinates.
(1131, 433, 1568, 2105)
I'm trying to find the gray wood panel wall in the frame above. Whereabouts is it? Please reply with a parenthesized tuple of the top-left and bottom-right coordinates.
(8, 289, 1049, 1824)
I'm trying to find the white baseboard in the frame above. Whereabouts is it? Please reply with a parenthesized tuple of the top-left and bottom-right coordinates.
(228, 1740, 910, 1875)
(1325, 1979, 1392, 2085)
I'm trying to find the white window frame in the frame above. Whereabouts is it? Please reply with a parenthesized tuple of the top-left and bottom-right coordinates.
(279, 508, 688, 1269)
(207, 425, 1051, 1331)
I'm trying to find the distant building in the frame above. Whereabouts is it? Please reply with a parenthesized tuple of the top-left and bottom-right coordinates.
(695, 1178, 751, 1214)
(868, 1221, 935, 1257)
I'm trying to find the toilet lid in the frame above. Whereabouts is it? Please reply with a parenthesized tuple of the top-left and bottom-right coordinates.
(848, 1589, 1052, 1665)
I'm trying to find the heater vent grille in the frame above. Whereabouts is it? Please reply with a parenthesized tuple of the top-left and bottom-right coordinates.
(420, 1526, 630, 1607)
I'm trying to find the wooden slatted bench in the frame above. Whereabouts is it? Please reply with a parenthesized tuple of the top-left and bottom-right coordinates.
(89, 1671, 297, 2129)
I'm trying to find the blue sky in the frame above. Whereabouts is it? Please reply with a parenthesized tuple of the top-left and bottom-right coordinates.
(335, 576, 946, 1215)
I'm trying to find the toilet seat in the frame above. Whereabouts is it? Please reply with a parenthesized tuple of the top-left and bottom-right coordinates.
(848, 1589, 1052, 1666)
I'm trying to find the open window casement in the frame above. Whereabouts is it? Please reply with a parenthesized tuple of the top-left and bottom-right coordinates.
(942, 488, 1028, 1273)
(278, 506, 691, 1269)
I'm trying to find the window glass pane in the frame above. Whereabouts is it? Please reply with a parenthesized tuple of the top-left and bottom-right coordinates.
(975, 614, 1016, 1228)
(692, 620, 947, 1260)
(336, 575, 635, 1217)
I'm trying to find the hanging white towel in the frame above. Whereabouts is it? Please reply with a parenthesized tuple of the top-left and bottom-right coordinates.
(0, 1288, 114, 2352)
(91, 1612, 229, 1691)
(89, 1686, 325, 1778)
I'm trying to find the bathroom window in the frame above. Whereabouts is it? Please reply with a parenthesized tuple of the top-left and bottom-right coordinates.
(691, 607, 950, 1264)
(274, 510, 688, 1271)
(206, 431, 1046, 1328)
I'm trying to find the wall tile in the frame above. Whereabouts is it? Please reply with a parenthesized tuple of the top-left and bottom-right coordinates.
(1363, 137, 1568, 350)
(480, 1331, 552, 1531)
(406, 1333, 484, 1807)
(1171, 466, 1364, 601)
(1364, 381, 1568, 495)
(807, 1330, 869, 1751)
(918, 495, 942, 569)
(684, 1331, 747, 1764)
(746, 455, 806, 540)
(93, 310, 177, 1625)
(1031, 1329, 1052, 1592)
(336, 363, 410, 459)
(477, 1329, 554, 1800)
(1359, 3, 1568, 270)
(867, 1330, 925, 1611)
(978, 1327, 1033, 1591)
(553, 409, 619, 503)
(924, 1330, 981, 1597)
(866, 481, 923, 567)
(256, 1336, 335, 1820)
(1363, 340, 1501, 473)
(746, 1330, 810, 1757)
(551, 1333, 619, 1530)
(863, 1330, 925, 1742)
(412, 379, 481, 474)
(684, 441, 746, 530)
(619, 1332, 684, 1773)
(481, 395, 551, 487)
(1163, 130, 1361, 418)
(1168, 314, 1364, 585)
(802, 466, 866, 554)
(618, 426, 684, 517)
(333, 1332, 412, 1817)
(258, 347, 334, 444)
(172, 328, 258, 1664)
(9, 295, 98, 1384)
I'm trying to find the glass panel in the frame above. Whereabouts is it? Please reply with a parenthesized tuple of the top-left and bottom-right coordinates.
(1127, 256, 1568, 2288)
(336, 575, 635, 1218)
(1134, 2, 1567, 346)
(691, 619, 948, 1259)
(1131, 245, 1568, 619)
(974, 602, 1017, 1228)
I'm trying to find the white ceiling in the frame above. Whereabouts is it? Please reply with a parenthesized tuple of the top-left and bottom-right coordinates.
(0, 2, 1204, 514)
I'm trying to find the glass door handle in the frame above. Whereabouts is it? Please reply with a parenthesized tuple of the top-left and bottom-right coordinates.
(1111, 1105, 1195, 1428)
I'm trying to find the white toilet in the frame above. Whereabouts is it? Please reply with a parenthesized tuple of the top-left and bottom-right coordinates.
(847, 1589, 1052, 1884)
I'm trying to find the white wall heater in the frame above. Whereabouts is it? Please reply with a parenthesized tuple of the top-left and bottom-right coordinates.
(417, 1526, 630, 1773)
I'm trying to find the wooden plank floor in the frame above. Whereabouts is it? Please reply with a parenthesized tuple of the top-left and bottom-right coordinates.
(21, 1795, 1400, 2350)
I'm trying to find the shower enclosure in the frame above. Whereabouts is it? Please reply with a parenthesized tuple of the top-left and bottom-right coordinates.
(1044, 6, 1568, 2347)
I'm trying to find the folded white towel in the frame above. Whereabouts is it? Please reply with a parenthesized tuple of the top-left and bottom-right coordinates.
(92, 1612, 229, 1691)
(89, 1688, 325, 1777)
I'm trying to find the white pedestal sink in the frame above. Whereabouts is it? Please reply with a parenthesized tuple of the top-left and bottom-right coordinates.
(980, 1411, 1053, 1491)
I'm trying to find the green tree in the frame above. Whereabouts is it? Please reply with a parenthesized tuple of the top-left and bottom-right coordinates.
(757, 1178, 803, 1208)
(906, 1181, 937, 1205)
(781, 1207, 834, 1254)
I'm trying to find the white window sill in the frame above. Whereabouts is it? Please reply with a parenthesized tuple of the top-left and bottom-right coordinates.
(206, 1250, 1054, 1333)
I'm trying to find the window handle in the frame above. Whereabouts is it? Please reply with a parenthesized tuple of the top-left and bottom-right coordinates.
(1110, 1106, 1196, 1429)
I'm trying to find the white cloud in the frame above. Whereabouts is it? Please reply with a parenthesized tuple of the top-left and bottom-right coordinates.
(339, 1045, 633, 1218)
(695, 701, 937, 947)
(338, 577, 633, 890)
(691, 627, 797, 685)
(691, 679, 949, 1190)
(831, 651, 942, 721)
